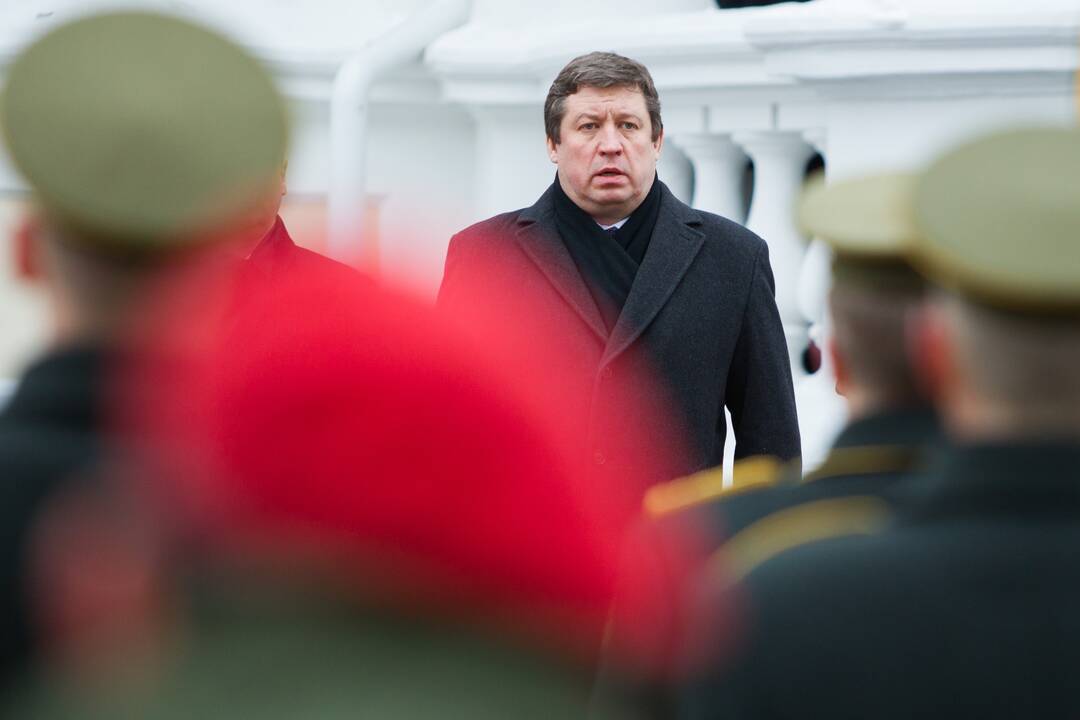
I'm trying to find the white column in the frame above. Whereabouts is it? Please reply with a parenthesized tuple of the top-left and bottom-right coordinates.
(733, 131, 815, 375)
(675, 133, 749, 224)
(467, 105, 553, 222)
(791, 127, 847, 473)
(657, 141, 695, 207)
(797, 129, 830, 331)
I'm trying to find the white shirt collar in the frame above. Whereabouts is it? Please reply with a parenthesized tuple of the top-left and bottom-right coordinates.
(597, 217, 630, 231)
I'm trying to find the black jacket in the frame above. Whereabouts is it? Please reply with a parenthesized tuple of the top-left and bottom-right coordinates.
(439, 181, 799, 486)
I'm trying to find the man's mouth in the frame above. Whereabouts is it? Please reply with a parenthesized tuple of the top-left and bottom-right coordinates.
(595, 168, 626, 178)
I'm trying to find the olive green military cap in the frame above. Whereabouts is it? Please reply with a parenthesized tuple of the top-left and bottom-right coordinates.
(0, 11, 288, 252)
(914, 127, 1080, 314)
(798, 172, 924, 290)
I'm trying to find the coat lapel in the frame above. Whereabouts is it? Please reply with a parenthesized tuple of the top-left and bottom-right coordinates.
(514, 187, 608, 342)
(602, 184, 705, 365)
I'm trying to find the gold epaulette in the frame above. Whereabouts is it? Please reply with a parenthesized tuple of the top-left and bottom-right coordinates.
(717, 495, 891, 582)
(643, 456, 785, 519)
(802, 445, 920, 484)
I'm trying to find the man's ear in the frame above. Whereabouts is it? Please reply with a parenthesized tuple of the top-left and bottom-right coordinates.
(653, 127, 664, 160)
(14, 213, 45, 282)
(828, 335, 848, 398)
(546, 136, 558, 164)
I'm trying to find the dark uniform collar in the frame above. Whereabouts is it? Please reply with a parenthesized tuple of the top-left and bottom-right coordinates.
(831, 406, 941, 450)
(906, 441, 1080, 523)
(246, 215, 295, 278)
(2, 345, 105, 430)
(804, 406, 941, 484)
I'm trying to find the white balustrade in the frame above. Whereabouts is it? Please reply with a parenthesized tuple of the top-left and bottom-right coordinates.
(675, 133, 749, 224)
(733, 131, 815, 374)
(657, 141, 695, 207)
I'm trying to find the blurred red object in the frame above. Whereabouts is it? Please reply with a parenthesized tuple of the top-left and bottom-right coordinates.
(110, 251, 698, 665)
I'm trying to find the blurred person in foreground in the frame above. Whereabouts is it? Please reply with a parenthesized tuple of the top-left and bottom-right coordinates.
(679, 127, 1080, 719)
(5, 250, 696, 718)
(0, 11, 287, 690)
(438, 52, 799, 495)
(595, 173, 939, 718)
(237, 160, 359, 279)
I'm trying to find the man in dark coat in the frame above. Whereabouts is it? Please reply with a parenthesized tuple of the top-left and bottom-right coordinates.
(438, 52, 799, 489)
(0, 11, 289, 689)
(680, 127, 1080, 720)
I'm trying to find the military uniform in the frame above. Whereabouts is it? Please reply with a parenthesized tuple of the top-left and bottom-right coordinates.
(646, 406, 938, 544)
(679, 127, 1080, 719)
(0, 10, 288, 690)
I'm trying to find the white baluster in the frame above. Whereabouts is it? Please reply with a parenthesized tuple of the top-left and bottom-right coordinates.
(467, 105, 553, 221)
(657, 141, 695, 207)
(793, 128, 848, 474)
(798, 129, 830, 331)
(675, 133, 749, 224)
(733, 131, 815, 375)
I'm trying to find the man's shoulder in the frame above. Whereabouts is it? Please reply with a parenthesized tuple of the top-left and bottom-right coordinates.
(694, 210, 766, 260)
(289, 244, 369, 281)
(659, 189, 765, 266)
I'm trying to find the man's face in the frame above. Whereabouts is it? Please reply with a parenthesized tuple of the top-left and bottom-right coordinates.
(547, 85, 663, 224)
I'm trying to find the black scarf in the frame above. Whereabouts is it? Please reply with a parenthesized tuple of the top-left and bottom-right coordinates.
(552, 175, 662, 334)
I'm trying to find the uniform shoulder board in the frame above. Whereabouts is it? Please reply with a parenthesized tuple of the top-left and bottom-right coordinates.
(803, 444, 921, 484)
(643, 456, 788, 519)
(718, 495, 891, 582)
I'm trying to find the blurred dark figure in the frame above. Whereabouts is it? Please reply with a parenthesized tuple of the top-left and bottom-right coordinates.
(0, 11, 288, 690)
(594, 173, 939, 718)
(6, 258, 688, 718)
(237, 162, 359, 280)
(680, 127, 1080, 719)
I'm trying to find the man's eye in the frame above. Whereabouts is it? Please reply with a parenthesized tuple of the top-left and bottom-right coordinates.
(580, 123, 597, 131)
(621, 122, 639, 130)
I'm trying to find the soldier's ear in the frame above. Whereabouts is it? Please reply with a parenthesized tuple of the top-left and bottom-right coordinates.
(828, 335, 849, 398)
(13, 213, 44, 282)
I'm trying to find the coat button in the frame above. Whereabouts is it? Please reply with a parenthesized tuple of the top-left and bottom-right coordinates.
(594, 451, 606, 466)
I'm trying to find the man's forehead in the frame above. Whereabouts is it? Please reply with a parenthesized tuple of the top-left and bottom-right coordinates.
(566, 85, 645, 107)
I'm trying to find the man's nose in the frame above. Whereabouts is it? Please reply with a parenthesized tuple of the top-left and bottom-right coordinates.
(597, 124, 623, 155)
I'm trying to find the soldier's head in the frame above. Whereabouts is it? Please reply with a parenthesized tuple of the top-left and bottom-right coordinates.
(912, 127, 1080, 441)
(544, 52, 664, 225)
(1, 11, 288, 343)
(799, 174, 927, 419)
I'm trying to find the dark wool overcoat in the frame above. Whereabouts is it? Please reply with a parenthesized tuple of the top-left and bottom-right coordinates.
(438, 182, 800, 488)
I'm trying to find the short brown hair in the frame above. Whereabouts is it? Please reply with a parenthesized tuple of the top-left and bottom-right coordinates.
(544, 52, 662, 144)
(830, 281, 924, 407)
(944, 295, 1080, 434)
